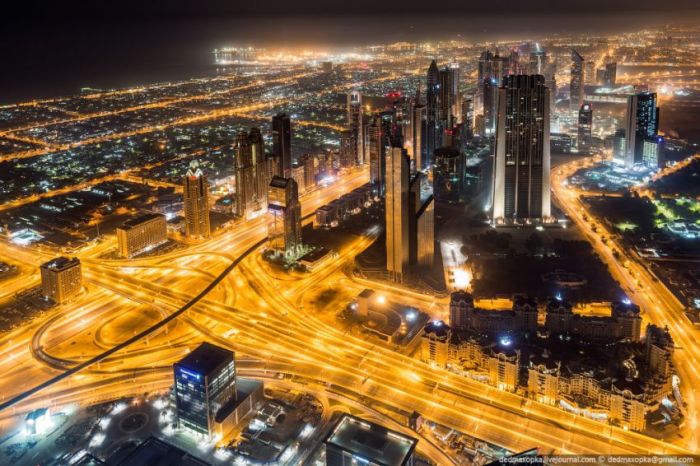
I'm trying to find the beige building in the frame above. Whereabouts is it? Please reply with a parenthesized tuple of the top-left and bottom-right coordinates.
(183, 160, 211, 239)
(40, 257, 82, 304)
(420, 321, 451, 367)
(116, 213, 167, 258)
(385, 146, 410, 282)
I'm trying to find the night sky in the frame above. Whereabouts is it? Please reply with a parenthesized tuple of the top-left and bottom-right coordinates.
(1, 1, 699, 103)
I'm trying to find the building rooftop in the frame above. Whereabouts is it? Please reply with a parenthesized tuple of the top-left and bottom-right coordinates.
(324, 414, 417, 466)
(119, 212, 165, 230)
(40, 256, 80, 271)
(112, 436, 210, 466)
(176, 342, 233, 377)
(423, 320, 451, 338)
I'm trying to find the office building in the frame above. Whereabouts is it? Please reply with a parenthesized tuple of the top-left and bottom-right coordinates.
(529, 44, 547, 75)
(411, 90, 425, 171)
(385, 146, 410, 282)
(40, 256, 82, 304)
(267, 176, 302, 255)
(613, 128, 627, 165)
(271, 113, 292, 178)
(461, 95, 474, 141)
(433, 147, 465, 204)
(347, 91, 364, 165)
(324, 414, 417, 466)
(174, 342, 237, 437)
(339, 129, 357, 169)
(642, 138, 663, 169)
(368, 117, 385, 195)
(299, 153, 317, 191)
(408, 174, 434, 268)
(421, 321, 451, 367)
(570, 50, 585, 112)
(577, 102, 593, 154)
(439, 63, 460, 128)
(116, 212, 167, 258)
(425, 60, 440, 168)
(624, 92, 660, 167)
(234, 128, 269, 218)
(492, 75, 551, 223)
(482, 77, 498, 136)
(603, 62, 617, 87)
(183, 160, 211, 238)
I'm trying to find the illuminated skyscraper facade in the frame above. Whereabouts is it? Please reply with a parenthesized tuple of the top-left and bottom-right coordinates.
(569, 49, 585, 112)
(183, 160, 211, 238)
(347, 90, 364, 165)
(235, 128, 269, 218)
(492, 75, 551, 223)
(624, 92, 660, 168)
(272, 113, 292, 178)
(267, 176, 302, 255)
(577, 102, 593, 154)
(385, 146, 410, 282)
(174, 342, 236, 438)
(425, 60, 440, 169)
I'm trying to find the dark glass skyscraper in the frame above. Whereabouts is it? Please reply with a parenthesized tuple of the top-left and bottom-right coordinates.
(174, 342, 236, 437)
(492, 75, 551, 223)
(425, 60, 440, 169)
(570, 49, 585, 112)
(267, 176, 302, 255)
(578, 102, 593, 154)
(624, 92, 660, 167)
(272, 113, 292, 178)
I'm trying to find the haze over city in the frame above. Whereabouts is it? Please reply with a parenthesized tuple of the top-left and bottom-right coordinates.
(1, 1, 700, 465)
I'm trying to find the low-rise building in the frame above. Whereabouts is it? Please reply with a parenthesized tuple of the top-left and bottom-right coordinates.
(40, 257, 82, 304)
(116, 212, 167, 258)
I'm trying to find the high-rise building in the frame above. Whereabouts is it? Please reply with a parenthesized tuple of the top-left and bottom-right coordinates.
(461, 95, 474, 141)
(234, 128, 269, 218)
(433, 147, 465, 204)
(174, 342, 236, 438)
(267, 176, 302, 255)
(339, 129, 357, 169)
(421, 320, 451, 367)
(425, 60, 440, 168)
(40, 257, 82, 304)
(183, 160, 211, 238)
(482, 78, 498, 136)
(604, 62, 617, 87)
(298, 154, 317, 191)
(569, 49, 585, 112)
(408, 174, 434, 268)
(624, 92, 660, 167)
(347, 91, 364, 165)
(385, 146, 410, 282)
(439, 63, 460, 128)
(411, 92, 425, 171)
(271, 113, 292, 178)
(368, 118, 385, 195)
(529, 43, 548, 75)
(613, 128, 627, 165)
(577, 102, 593, 154)
(324, 414, 417, 466)
(116, 212, 167, 258)
(492, 75, 551, 223)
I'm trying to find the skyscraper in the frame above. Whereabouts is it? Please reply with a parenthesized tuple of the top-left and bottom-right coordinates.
(385, 145, 410, 282)
(578, 102, 593, 154)
(174, 342, 236, 438)
(461, 95, 474, 141)
(408, 174, 434, 269)
(438, 63, 460, 128)
(183, 160, 211, 238)
(234, 128, 269, 218)
(624, 92, 660, 167)
(411, 90, 425, 171)
(368, 117, 384, 195)
(271, 113, 292, 178)
(433, 147, 466, 204)
(267, 176, 302, 255)
(425, 60, 440, 169)
(603, 62, 617, 87)
(483, 77, 498, 136)
(492, 75, 551, 223)
(339, 129, 357, 169)
(528, 43, 547, 75)
(570, 49, 585, 112)
(347, 91, 364, 165)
